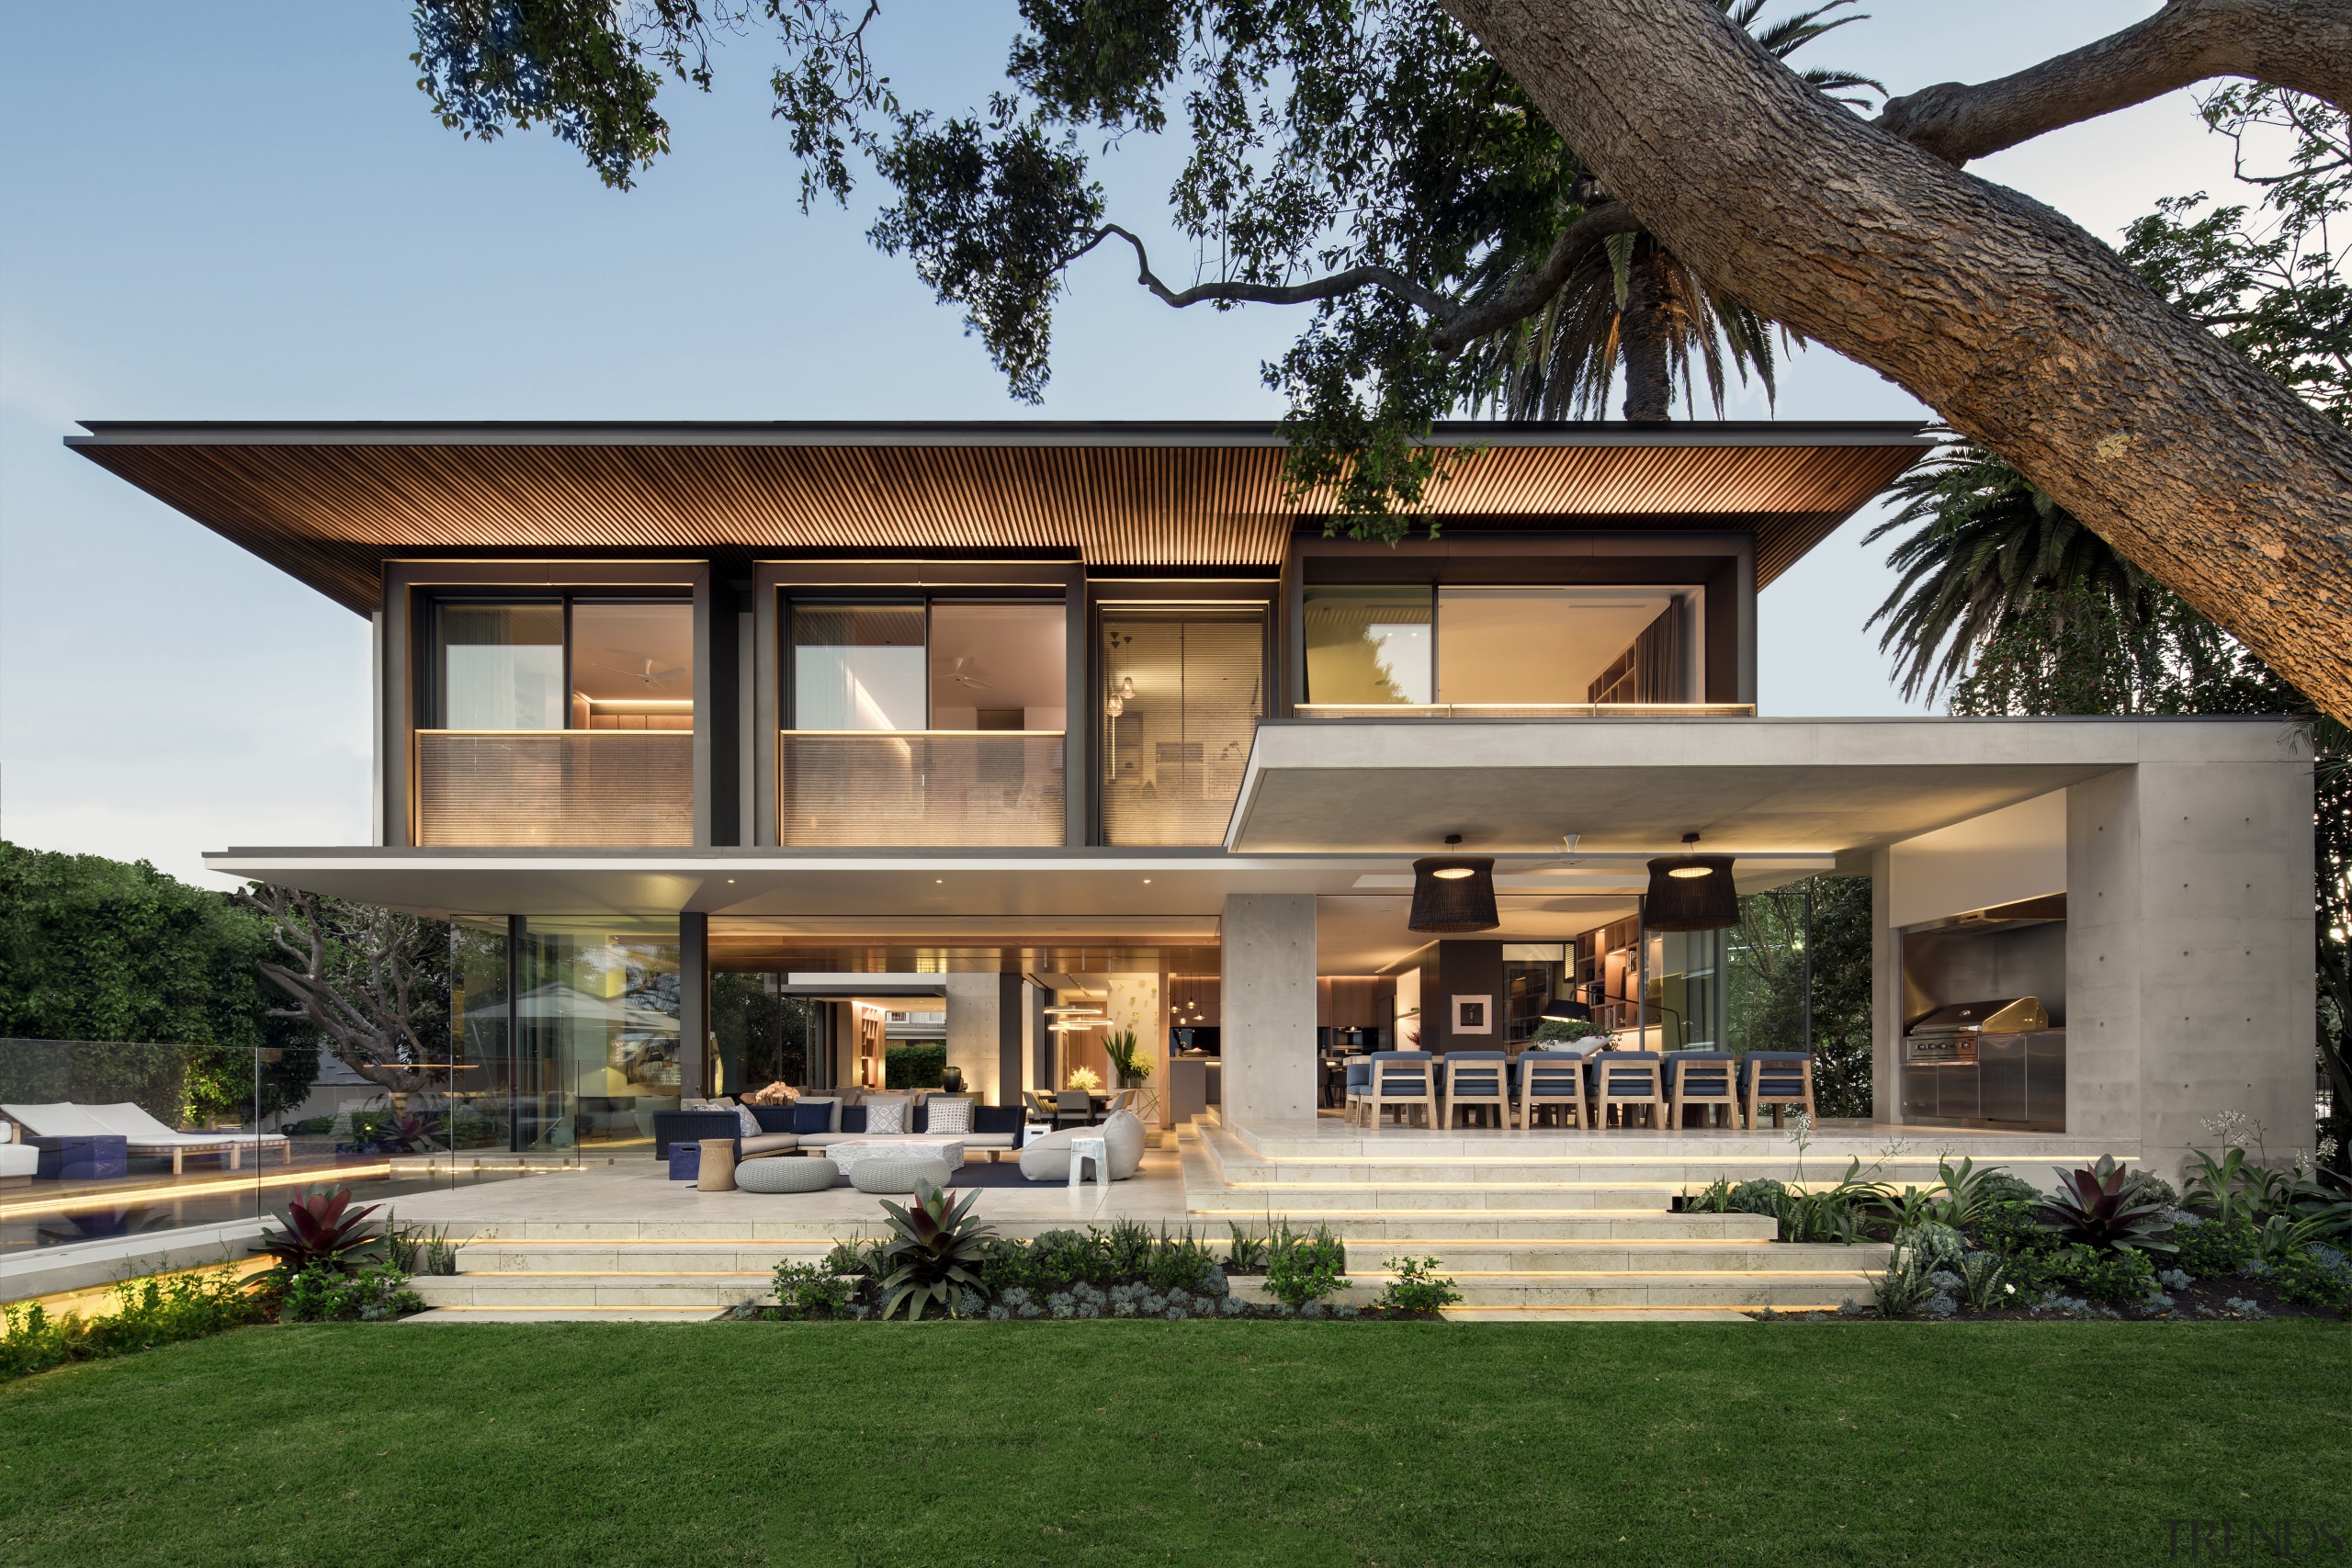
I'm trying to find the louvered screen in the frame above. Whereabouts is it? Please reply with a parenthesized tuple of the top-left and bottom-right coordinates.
(1100, 614, 1264, 846)
(415, 731, 695, 845)
(778, 732, 1066, 846)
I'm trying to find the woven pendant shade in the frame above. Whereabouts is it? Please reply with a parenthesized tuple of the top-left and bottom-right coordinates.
(1408, 856, 1498, 933)
(1643, 853, 1738, 931)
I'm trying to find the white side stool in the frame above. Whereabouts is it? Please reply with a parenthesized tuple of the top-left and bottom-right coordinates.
(1067, 1134, 1109, 1189)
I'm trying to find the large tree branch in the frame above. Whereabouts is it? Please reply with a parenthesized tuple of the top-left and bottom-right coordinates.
(1442, 0, 2352, 727)
(1072, 222, 1460, 321)
(1076, 206, 1642, 358)
(1430, 203, 1645, 355)
(1876, 0, 2352, 166)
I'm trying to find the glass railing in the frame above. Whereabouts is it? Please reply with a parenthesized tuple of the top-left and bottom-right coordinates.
(777, 731, 1066, 846)
(1293, 703, 1756, 718)
(0, 1037, 521, 1267)
(413, 729, 694, 845)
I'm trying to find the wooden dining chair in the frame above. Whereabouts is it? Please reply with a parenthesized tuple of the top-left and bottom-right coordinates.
(1589, 1052, 1669, 1132)
(1515, 1051, 1591, 1130)
(1661, 1051, 1739, 1130)
(1439, 1051, 1508, 1131)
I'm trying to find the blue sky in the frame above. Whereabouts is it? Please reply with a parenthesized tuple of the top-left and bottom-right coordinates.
(0, 3, 2248, 882)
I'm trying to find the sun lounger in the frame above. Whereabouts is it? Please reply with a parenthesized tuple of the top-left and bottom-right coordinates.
(2, 1102, 289, 1174)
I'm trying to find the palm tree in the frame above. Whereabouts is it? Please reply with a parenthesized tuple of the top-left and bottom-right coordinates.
(1459, 0, 1882, 422)
(1862, 435, 2161, 703)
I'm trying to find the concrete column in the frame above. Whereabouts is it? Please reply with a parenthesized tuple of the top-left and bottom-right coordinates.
(944, 973, 1003, 1104)
(678, 912, 709, 1099)
(1220, 894, 1317, 1126)
(1870, 847, 1899, 1125)
(2068, 755, 2314, 1183)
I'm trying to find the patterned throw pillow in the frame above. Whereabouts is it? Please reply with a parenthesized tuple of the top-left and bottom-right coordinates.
(731, 1102, 763, 1138)
(925, 1096, 973, 1135)
(865, 1098, 907, 1135)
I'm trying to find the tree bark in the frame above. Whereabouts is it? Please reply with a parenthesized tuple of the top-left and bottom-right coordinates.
(1619, 234, 1674, 421)
(1876, 0, 2352, 166)
(1442, 0, 2352, 726)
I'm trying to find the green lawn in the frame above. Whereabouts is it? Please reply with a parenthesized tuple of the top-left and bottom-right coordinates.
(0, 1322, 2345, 1566)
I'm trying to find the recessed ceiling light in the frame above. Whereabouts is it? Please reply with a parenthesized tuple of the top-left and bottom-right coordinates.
(935, 879, 944, 884)
(1142, 878, 1152, 885)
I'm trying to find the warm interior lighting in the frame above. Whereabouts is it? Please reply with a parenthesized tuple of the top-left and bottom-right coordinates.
(1408, 854, 1498, 933)
(1668, 865, 1712, 880)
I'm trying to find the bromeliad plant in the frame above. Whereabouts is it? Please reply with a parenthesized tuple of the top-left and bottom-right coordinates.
(252, 1187, 384, 1278)
(875, 1179, 998, 1320)
(2039, 1155, 2177, 1255)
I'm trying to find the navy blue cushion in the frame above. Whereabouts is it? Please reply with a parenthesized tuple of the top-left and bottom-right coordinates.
(841, 1105, 868, 1134)
(972, 1104, 1022, 1134)
(749, 1105, 797, 1134)
(911, 1101, 929, 1134)
(792, 1101, 832, 1134)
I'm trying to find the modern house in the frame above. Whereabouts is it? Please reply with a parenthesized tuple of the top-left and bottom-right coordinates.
(68, 420, 2317, 1189)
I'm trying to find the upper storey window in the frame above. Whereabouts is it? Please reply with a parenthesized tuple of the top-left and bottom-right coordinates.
(435, 603, 564, 729)
(1304, 587, 1432, 705)
(781, 597, 1067, 845)
(1302, 585, 1702, 711)
(417, 595, 695, 847)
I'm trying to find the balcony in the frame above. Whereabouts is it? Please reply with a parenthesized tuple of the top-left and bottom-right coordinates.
(413, 730, 694, 846)
(1293, 703, 1756, 719)
(778, 731, 1066, 847)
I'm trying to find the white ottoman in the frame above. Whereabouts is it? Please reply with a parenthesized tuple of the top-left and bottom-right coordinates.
(738, 1156, 840, 1193)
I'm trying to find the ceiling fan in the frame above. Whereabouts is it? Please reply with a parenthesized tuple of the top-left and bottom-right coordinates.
(944, 655, 997, 691)
(592, 654, 687, 689)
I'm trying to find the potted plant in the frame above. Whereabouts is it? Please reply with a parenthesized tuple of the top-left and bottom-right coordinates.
(1103, 1028, 1154, 1090)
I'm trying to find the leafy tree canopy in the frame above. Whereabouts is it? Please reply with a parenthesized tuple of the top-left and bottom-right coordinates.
(411, 0, 1872, 532)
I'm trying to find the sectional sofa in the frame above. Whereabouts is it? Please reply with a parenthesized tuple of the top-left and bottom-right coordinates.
(652, 1089, 1024, 1162)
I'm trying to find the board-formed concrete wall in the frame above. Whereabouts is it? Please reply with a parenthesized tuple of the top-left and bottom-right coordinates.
(1220, 894, 1317, 1124)
(2067, 753, 2314, 1184)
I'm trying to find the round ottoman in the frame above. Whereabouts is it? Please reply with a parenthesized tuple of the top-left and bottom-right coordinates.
(738, 1156, 840, 1193)
(849, 1156, 954, 1195)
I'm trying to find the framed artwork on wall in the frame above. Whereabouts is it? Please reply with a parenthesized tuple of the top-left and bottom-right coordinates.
(1452, 995, 1493, 1034)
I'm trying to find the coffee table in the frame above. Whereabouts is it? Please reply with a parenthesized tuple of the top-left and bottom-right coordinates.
(826, 1138, 967, 1180)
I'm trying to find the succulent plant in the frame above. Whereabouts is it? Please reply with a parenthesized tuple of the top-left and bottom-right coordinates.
(2039, 1155, 2177, 1254)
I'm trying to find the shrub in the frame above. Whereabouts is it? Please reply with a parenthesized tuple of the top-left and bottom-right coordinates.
(2172, 1215, 2262, 1279)
(1223, 1224, 1270, 1273)
(2012, 1243, 2158, 1304)
(771, 1261, 855, 1319)
(883, 1042, 945, 1089)
(0, 1267, 273, 1381)
(1374, 1257, 1461, 1314)
(2271, 1244, 2352, 1309)
(1264, 1224, 1350, 1308)
(277, 1262, 424, 1323)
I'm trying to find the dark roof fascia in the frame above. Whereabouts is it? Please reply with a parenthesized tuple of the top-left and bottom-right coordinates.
(67, 419, 1937, 452)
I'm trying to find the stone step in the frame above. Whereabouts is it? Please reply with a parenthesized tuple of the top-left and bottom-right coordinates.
(1333, 1241, 1887, 1275)
(1186, 1182, 1684, 1213)
(1212, 1213, 1781, 1242)
(410, 1272, 773, 1310)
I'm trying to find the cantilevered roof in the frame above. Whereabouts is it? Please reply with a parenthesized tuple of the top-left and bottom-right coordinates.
(67, 420, 1932, 615)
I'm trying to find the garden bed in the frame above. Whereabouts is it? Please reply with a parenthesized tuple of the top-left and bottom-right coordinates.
(1702, 1137, 2352, 1325)
(749, 1195, 1456, 1322)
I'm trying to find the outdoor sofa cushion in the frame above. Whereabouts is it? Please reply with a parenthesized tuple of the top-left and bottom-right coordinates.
(792, 1100, 835, 1134)
(738, 1132, 800, 1158)
(1018, 1110, 1146, 1182)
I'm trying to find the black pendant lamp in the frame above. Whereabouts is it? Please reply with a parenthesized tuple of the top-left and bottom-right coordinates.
(1408, 835, 1499, 933)
(1644, 833, 1738, 931)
